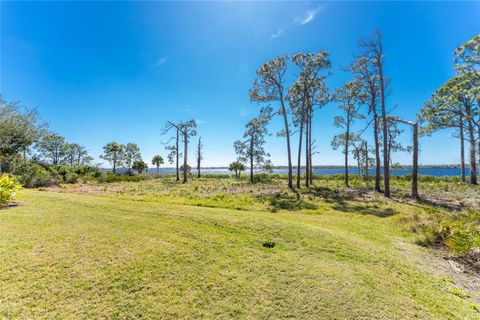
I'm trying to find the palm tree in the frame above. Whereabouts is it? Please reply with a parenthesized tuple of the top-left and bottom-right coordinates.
(152, 155, 164, 174)
(228, 161, 246, 179)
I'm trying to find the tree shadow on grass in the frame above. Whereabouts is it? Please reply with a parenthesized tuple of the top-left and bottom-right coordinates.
(308, 186, 355, 202)
(331, 202, 398, 218)
(268, 190, 319, 212)
(307, 186, 398, 218)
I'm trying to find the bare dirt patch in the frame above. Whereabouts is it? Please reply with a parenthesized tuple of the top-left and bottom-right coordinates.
(397, 241, 480, 305)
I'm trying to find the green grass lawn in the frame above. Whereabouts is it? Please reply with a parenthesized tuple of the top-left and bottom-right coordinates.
(0, 188, 478, 319)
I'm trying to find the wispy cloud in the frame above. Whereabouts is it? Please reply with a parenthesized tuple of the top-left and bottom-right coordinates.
(271, 6, 325, 40)
(270, 27, 285, 39)
(294, 7, 322, 25)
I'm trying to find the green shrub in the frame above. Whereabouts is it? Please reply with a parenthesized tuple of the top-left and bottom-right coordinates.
(14, 162, 59, 187)
(99, 173, 143, 183)
(415, 209, 480, 256)
(0, 174, 21, 206)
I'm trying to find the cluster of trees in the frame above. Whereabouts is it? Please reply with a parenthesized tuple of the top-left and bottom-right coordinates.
(0, 98, 93, 173)
(332, 32, 420, 197)
(419, 35, 479, 185)
(247, 51, 332, 189)
(100, 142, 150, 174)
(243, 31, 416, 197)
(162, 119, 203, 183)
(234, 107, 273, 182)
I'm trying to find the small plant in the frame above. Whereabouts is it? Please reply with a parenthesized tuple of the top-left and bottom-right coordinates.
(0, 174, 21, 206)
(448, 287, 470, 299)
(262, 241, 276, 249)
(471, 303, 480, 313)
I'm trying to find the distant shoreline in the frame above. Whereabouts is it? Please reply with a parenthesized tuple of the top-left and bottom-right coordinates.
(103, 164, 467, 170)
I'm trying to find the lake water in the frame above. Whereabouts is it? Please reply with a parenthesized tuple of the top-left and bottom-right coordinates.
(145, 167, 472, 177)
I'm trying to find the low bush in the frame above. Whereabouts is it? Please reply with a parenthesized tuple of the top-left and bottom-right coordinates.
(99, 173, 143, 183)
(13, 163, 102, 187)
(414, 209, 480, 256)
(14, 162, 59, 187)
(0, 174, 21, 206)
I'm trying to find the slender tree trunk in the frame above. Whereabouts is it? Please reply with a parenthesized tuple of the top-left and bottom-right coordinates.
(113, 160, 116, 175)
(176, 130, 180, 182)
(279, 95, 293, 189)
(183, 132, 188, 183)
(0, 158, 3, 174)
(157, 165, 160, 174)
(477, 121, 480, 170)
(378, 62, 390, 196)
(466, 103, 477, 184)
(297, 118, 304, 188)
(250, 136, 254, 183)
(364, 140, 369, 179)
(308, 113, 313, 185)
(345, 121, 350, 188)
(373, 114, 381, 191)
(305, 114, 310, 188)
(197, 138, 201, 178)
(356, 150, 361, 178)
(459, 114, 466, 183)
(412, 123, 419, 199)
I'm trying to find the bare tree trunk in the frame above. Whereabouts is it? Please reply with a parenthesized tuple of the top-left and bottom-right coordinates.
(297, 118, 304, 188)
(278, 89, 293, 189)
(373, 114, 381, 191)
(459, 114, 466, 183)
(176, 130, 180, 182)
(197, 138, 201, 178)
(477, 121, 480, 170)
(345, 121, 350, 188)
(308, 113, 313, 185)
(364, 140, 369, 179)
(379, 63, 390, 197)
(250, 136, 254, 183)
(357, 151, 361, 178)
(183, 132, 188, 183)
(197, 159, 201, 178)
(466, 103, 477, 184)
(412, 123, 419, 200)
(305, 115, 310, 188)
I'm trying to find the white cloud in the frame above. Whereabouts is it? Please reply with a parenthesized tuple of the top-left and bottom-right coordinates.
(294, 7, 322, 25)
(271, 6, 325, 40)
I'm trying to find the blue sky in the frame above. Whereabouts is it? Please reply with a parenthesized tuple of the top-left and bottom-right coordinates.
(1, 1, 479, 167)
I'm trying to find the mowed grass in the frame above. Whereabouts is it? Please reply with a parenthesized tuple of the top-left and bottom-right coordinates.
(0, 189, 478, 319)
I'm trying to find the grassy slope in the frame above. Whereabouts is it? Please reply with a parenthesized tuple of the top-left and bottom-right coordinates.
(0, 190, 477, 319)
